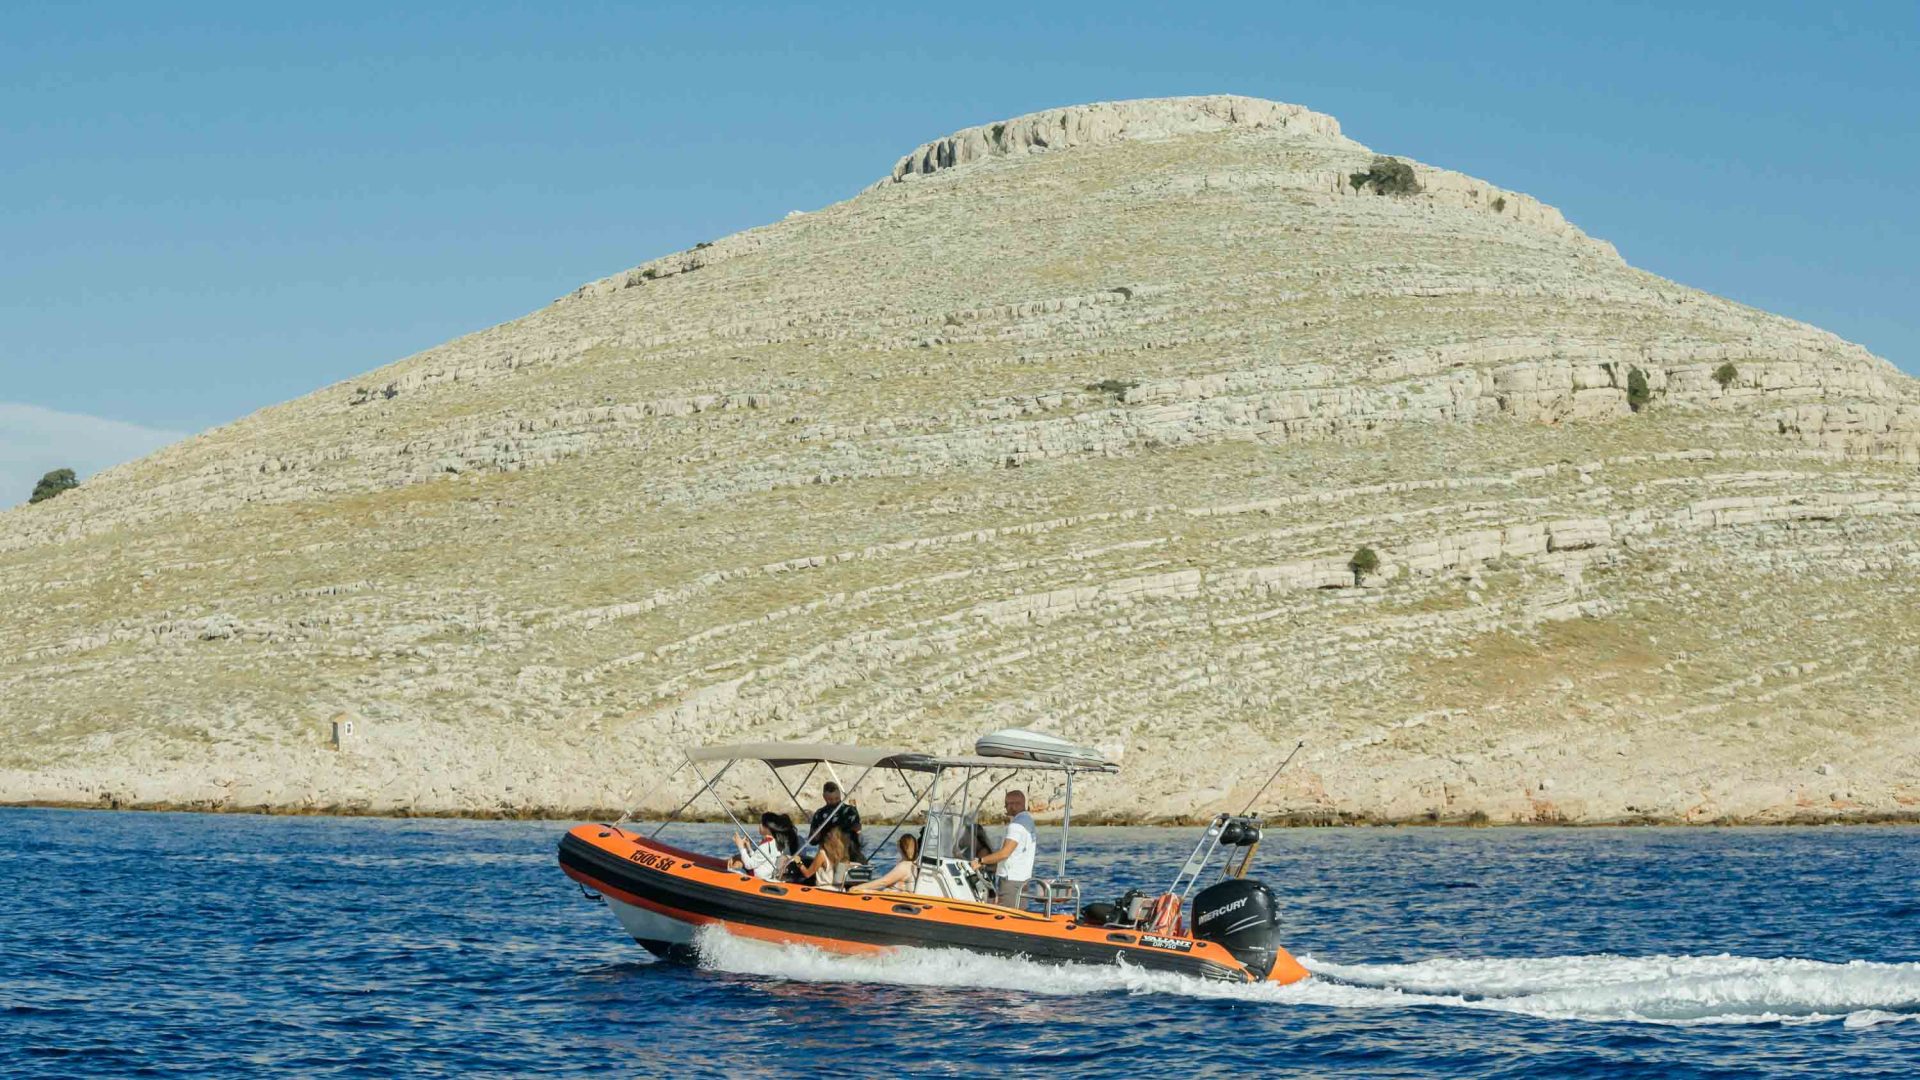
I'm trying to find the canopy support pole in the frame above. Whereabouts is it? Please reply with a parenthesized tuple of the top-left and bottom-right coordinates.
(969, 771, 1018, 817)
(862, 769, 931, 869)
(619, 757, 686, 826)
(926, 768, 942, 857)
(802, 763, 876, 851)
(684, 756, 753, 849)
(766, 761, 811, 822)
(1058, 769, 1073, 879)
(651, 757, 735, 838)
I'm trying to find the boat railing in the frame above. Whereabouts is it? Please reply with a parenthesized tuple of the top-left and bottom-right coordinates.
(1017, 877, 1081, 918)
(1167, 812, 1263, 901)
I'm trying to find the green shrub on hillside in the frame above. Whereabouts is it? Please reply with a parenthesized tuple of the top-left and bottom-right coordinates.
(1713, 362, 1738, 389)
(29, 468, 77, 505)
(1627, 367, 1652, 412)
(1349, 546, 1381, 585)
(1348, 157, 1421, 196)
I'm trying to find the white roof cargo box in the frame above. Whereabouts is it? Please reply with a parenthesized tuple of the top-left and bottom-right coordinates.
(974, 728, 1112, 768)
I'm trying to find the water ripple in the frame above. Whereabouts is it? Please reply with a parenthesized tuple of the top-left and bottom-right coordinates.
(1, 810, 1915, 1077)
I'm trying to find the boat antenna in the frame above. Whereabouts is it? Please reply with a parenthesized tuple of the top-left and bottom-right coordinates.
(1238, 739, 1305, 816)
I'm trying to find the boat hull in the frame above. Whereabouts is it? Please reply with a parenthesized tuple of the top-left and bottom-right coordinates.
(604, 892, 699, 959)
(558, 824, 1311, 985)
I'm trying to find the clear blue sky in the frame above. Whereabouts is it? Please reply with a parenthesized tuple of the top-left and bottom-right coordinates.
(3, 1, 1915, 497)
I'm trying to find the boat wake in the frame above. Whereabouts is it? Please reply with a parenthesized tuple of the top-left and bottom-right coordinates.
(1305, 954, 1920, 1028)
(692, 929, 1920, 1029)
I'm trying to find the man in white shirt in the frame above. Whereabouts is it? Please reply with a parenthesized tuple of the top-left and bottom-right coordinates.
(972, 790, 1037, 907)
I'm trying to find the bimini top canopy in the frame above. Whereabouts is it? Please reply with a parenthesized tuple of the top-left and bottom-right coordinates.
(684, 742, 928, 770)
(684, 739, 1119, 774)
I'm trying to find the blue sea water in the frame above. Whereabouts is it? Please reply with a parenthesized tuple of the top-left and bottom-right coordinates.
(1, 809, 1916, 1078)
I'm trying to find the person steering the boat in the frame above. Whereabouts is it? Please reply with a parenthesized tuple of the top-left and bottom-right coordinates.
(808, 781, 864, 862)
(850, 834, 921, 894)
(727, 811, 800, 881)
(972, 790, 1036, 907)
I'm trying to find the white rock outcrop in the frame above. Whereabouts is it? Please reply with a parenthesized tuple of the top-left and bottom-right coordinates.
(883, 95, 1350, 183)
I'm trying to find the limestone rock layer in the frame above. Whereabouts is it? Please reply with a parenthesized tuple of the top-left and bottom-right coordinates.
(3, 96, 1917, 824)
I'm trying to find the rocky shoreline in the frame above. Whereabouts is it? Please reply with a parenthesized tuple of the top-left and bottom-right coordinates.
(11, 798, 1919, 829)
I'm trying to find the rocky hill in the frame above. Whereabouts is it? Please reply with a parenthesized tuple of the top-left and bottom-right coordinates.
(4, 95, 1917, 824)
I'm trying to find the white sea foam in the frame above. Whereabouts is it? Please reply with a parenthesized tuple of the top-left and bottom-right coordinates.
(1843, 1010, 1915, 1030)
(691, 928, 1920, 1029)
(1307, 953, 1920, 1026)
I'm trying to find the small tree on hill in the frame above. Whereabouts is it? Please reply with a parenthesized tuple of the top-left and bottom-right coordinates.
(1626, 367, 1652, 413)
(1713, 362, 1738, 389)
(1349, 546, 1380, 586)
(1348, 156, 1421, 196)
(29, 468, 78, 504)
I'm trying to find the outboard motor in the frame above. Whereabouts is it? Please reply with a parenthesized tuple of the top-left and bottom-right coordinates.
(1190, 878, 1284, 980)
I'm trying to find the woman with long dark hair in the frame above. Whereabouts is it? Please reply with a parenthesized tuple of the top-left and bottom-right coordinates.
(762, 811, 802, 858)
(969, 823, 994, 860)
(728, 811, 802, 880)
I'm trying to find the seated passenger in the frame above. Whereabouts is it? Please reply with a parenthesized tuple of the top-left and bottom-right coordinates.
(766, 811, 802, 858)
(727, 811, 800, 881)
(850, 834, 921, 894)
(969, 824, 994, 860)
(968, 824, 997, 901)
(794, 826, 854, 889)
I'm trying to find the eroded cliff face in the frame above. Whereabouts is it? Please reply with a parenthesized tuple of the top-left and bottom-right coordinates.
(4, 96, 1916, 823)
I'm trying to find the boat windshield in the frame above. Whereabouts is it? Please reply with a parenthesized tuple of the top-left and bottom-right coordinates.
(922, 809, 980, 861)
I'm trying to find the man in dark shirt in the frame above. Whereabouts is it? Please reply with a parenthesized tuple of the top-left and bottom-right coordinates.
(809, 781, 864, 863)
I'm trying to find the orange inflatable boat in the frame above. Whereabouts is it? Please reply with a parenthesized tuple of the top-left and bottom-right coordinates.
(558, 734, 1311, 985)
